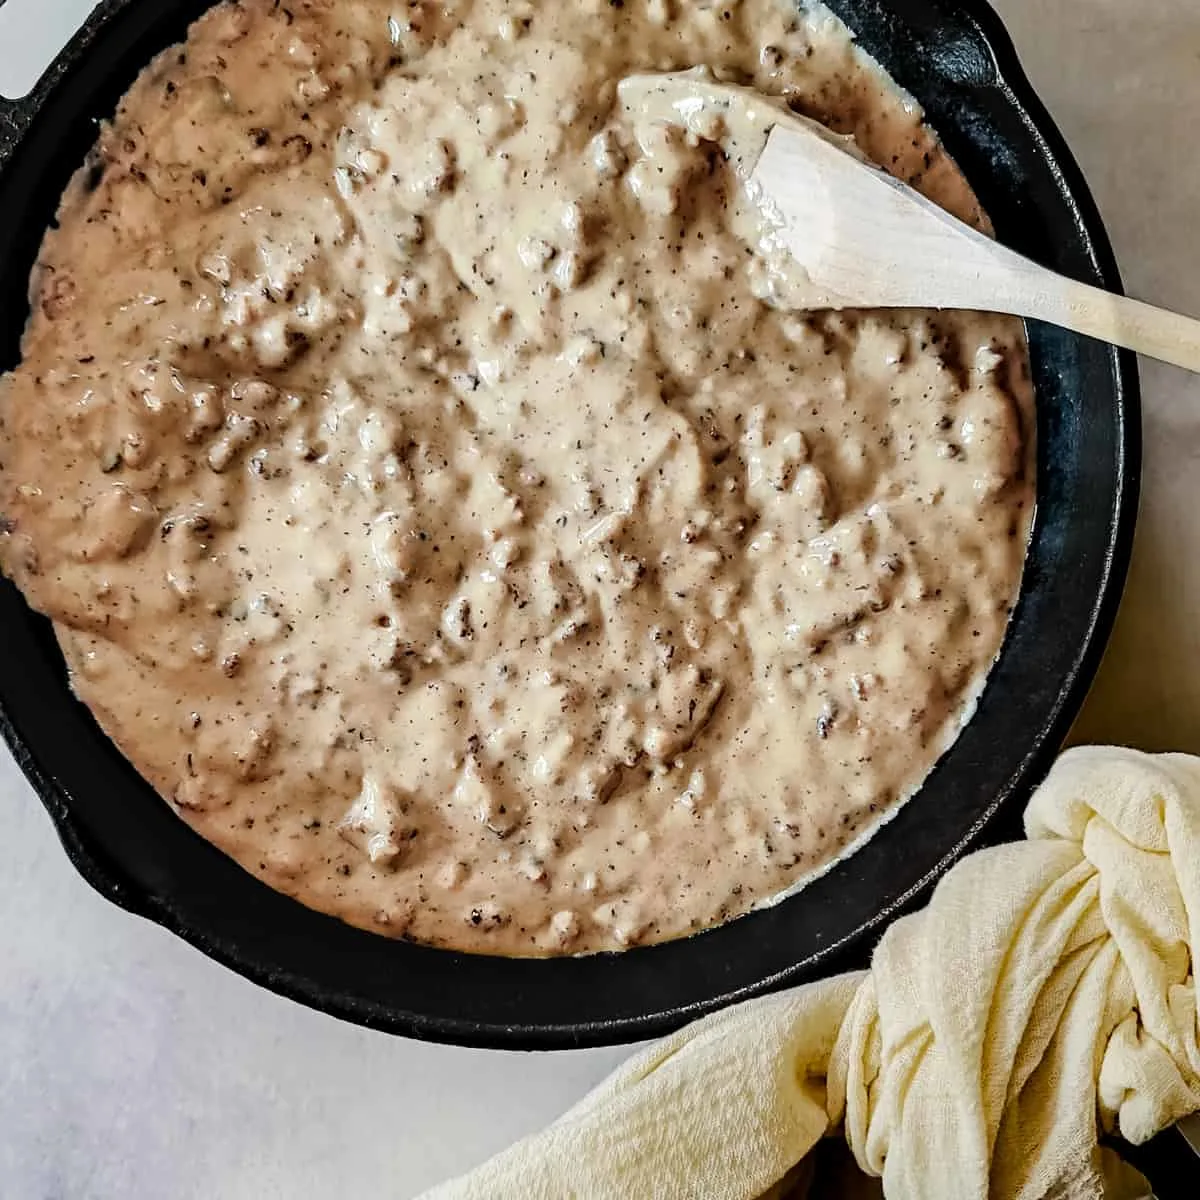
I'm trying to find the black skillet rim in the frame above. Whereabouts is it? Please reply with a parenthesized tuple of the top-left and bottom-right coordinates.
(0, 0, 1140, 1048)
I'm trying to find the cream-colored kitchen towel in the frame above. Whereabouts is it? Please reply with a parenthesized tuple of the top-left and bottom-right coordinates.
(423, 746, 1200, 1199)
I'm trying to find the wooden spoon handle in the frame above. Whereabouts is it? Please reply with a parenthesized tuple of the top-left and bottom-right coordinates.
(877, 226, 1200, 370)
(1000, 265, 1200, 372)
(753, 120, 1200, 370)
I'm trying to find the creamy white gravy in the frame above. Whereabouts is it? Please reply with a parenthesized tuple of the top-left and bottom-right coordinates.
(0, 0, 1033, 954)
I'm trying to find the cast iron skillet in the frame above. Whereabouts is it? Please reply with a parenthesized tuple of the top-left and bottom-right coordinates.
(0, 0, 1139, 1049)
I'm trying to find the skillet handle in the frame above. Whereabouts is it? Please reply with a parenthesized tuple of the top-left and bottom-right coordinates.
(53, 815, 160, 922)
(1112, 1123, 1200, 1199)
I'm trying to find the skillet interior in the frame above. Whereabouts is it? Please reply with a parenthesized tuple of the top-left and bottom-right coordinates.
(0, 0, 1138, 1048)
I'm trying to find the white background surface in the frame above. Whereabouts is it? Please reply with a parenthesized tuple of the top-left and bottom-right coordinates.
(2, 0, 1199, 1195)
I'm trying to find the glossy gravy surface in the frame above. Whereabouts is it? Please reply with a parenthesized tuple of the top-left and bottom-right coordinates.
(0, 0, 1033, 954)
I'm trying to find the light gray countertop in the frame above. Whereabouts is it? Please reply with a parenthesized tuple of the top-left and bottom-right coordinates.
(2, 0, 1198, 1194)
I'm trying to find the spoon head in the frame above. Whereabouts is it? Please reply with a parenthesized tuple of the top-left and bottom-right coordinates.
(620, 72, 1003, 312)
(751, 121, 1003, 310)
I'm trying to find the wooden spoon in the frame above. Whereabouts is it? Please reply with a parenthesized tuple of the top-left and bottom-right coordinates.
(619, 72, 1200, 372)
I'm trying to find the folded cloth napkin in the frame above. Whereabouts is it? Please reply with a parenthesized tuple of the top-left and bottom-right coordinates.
(423, 747, 1200, 1199)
